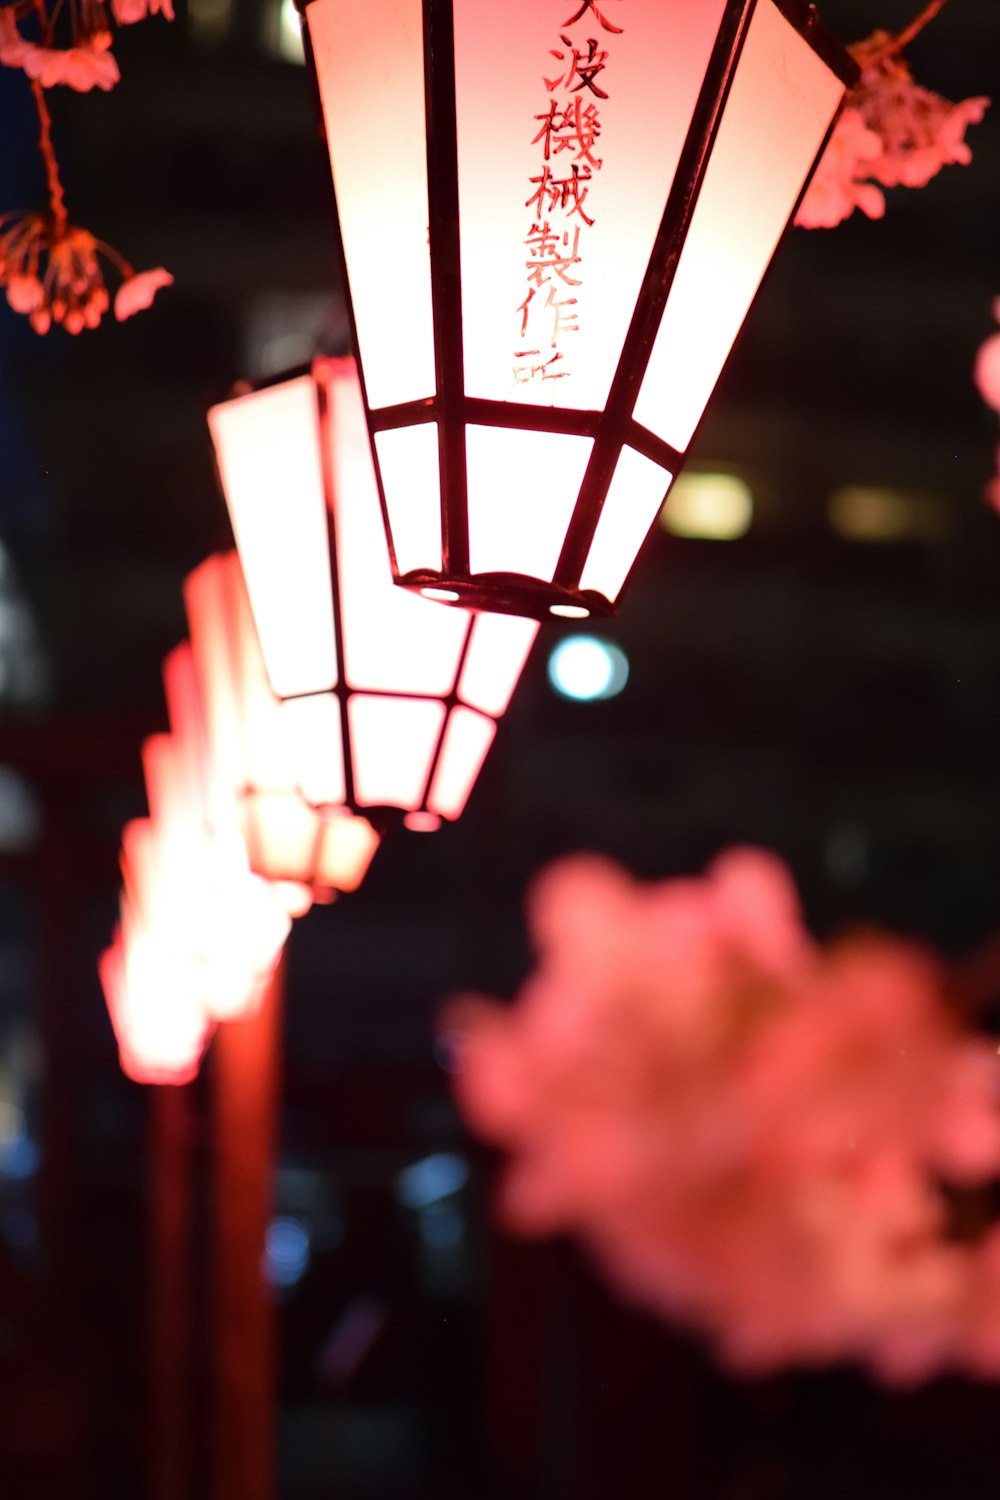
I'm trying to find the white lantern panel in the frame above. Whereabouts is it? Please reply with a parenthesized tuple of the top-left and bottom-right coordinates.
(210, 855, 291, 979)
(374, 424, 445, 577)
(184, 563, 243, 801)
(633, 0, 846, 452)
(117, 900, 213, 1079)
(579, 446, 671, 601)
(314, 812, 381, 893)
(102, 933, 209, 1086)
(238, 676, 297, 797)
(453, 0, 727, 411)
(427, 707, 496, 820)
(348, 694, 446, 809)
(331, 377, 469, 692)
(242, 787, 321, 883)
(466, 425, 593, 579)
(141, 735, 190, 835)
(307, 0, 436, 410)
(209, 379, 338, 700)
(279, 694, 347, 808)
(162, 647, 211, 807)
(458, 614, 538, 718)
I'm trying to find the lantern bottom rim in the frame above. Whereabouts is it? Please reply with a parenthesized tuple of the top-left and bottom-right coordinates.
(397, 570, 614, 622)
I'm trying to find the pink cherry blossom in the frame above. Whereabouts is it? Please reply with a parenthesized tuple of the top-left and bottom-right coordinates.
(5, 274, 45, 314)
(445, 849, 1000, 1381)
(111, 0, 175, 23)
(985, 451, 1000, 519)
(974, 308, 1000, 413)
(796, 108, 886, 229)
(797, 32, 989, 230)
(975, 303, 1000, 513)
(20, 30, 120, 92)
(0, 6, 33, 67)
(114, 267, 173, 321)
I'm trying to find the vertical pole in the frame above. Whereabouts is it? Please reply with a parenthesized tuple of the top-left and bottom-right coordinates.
(148, 1082, 195, 1500)
(37, 788, 78, 1290)
(211, 958, 284, 1500)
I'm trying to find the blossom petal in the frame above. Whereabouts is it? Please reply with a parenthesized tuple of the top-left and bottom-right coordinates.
(114, 267, 174, 322)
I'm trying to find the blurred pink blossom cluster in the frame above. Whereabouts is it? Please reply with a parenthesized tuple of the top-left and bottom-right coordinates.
(1, 212, 172, 333)
(445, 849, 1000, 1383)
(974, 301, 1000, 515)
(0, 0, 172, 95)
(0, 0, 174, 332)
(797, 31, 988, 229)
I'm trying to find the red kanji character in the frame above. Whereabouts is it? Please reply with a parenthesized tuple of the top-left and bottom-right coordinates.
(525, 163, 594, 227)
(516, 287, 537, 340)
(531, 97, 603, 171)
(513, 349, 570, 385)
(544, 35, 610, 99)
(544, 284, 579, 344)
(563, 0, 623, 33)
(524, 222, 583, 288)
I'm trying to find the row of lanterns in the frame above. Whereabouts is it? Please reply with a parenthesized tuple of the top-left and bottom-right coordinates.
(101, 2, 855, 1079)
(101, 362, 539, 1082)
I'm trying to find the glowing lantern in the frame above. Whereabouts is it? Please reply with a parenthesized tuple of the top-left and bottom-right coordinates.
(207, 358, 538, 831)
(184, 553, 383, 893)
(101, 632, 304, 1085)
(99, 914, 213, 1087)
(301, 0, 855, 619)
(114, 680, 294, 1032)
(126, 731, 289, 1023)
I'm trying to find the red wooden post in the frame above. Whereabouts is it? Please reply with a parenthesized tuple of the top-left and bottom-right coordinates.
(148, 1081, 196, 1500)
(211, 958, 284, 1500)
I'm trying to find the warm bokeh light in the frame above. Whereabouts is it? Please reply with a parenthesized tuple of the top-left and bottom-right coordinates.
(660, 472, 754, 541)
(827, 485, 950, 544)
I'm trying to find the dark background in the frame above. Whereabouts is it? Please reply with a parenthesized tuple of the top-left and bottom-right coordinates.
(1, 0, 1000, 1494)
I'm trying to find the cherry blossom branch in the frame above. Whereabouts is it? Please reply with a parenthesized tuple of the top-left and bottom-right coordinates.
(0, 0, 174, 331)
(29, 78, 67, 231)
(867, 0, 950, 67)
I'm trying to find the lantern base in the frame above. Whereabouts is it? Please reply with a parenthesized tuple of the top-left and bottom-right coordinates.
(398, 570, 614, 622)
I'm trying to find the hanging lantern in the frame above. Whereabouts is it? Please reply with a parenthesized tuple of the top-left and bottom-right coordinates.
(301, 0, 855, 619)
(126, 728, 291, 1023)
(113, 655, 296, 1030)
(206, 357, 539, 831)
(184, 552, 384, 892)
(99, 911, 213, 1087)
(100, 632, 306, 1086)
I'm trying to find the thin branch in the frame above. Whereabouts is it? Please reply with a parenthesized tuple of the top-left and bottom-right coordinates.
(30, 80, 68, 232)
(867, 0, 950, 67)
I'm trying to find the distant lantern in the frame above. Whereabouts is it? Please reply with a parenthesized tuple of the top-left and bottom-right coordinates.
(301, 0, 855, 619)
(99, 920, 211, 1087)
(206, 358, 539, 831)
(184, 553, 382, 895)
(116, 648, 296, 1027)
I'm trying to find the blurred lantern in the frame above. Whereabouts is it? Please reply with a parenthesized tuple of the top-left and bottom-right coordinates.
(111, 643, 297, 1033)
(207, 358, 539, 832)
(301, 0, 855, 619)
(184, 552, 382, 894)
(99, 919, 211, 1087)
(161, 637, 324, 917)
